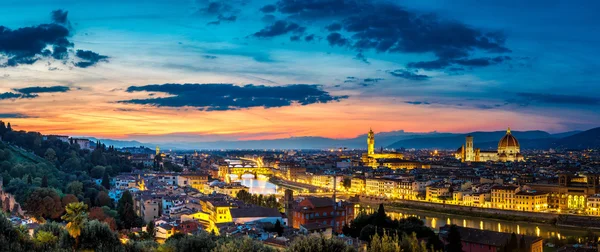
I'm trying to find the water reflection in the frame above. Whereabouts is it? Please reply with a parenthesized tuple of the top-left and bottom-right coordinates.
(356, 205, 588, 239)
(233, 174, 278, 195)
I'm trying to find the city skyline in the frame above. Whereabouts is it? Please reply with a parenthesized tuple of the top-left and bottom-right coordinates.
(1, 0, 600, 143)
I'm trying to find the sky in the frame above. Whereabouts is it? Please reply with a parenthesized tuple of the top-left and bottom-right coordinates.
(1, 0, 599, 143)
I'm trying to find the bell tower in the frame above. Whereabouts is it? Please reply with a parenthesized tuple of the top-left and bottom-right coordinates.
(465, 135, 474, 161)
(367, 128, 375, 155)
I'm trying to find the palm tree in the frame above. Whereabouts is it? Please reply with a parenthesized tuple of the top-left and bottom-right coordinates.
(62, 202, 88, 249)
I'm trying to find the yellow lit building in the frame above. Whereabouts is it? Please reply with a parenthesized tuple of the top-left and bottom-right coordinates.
(515, 191, 548, 212)
(361, 129, 404, 168)
(455, 128, 524, 162)
(350, 177, 366, 194)
(426, 185, 450, 202)
(365, 178, 386, 197)
(586, 195, 600, 216)
(177, 174, 208, 191)
(491, 185, 519, 210)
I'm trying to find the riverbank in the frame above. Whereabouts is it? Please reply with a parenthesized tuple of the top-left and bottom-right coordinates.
(354, 196, 600, 230)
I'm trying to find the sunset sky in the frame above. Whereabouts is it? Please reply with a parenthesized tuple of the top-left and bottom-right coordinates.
(1, 0, 599, 143)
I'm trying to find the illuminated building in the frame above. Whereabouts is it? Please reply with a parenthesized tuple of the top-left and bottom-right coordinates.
(426, 184, 451, 202)
(177, 173, 208, 191)
(529, 174, 600, 211)
(491, 185, 519, 210)
(515, 191, 548, 212)
(361, 128, 404, 168)
(586, 195, 600, 216)
(455, 127, 524, 162)
(292, 197, 354, 233)
(349, 177, 365, 194)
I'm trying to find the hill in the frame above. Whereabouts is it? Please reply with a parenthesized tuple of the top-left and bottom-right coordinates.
(553, 127, 600, 149)
(386, 130, 552, 149)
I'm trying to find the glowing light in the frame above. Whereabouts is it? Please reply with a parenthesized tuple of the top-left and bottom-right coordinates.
(463, 219, 466, 227)
(517, 225, 520, 234)
(447, 218, 451, 225)
(480, 221, 483, 230)
(536, 226, 540, 237)
(497, 223, 501, 232)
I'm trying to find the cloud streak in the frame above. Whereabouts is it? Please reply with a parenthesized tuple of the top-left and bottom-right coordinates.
(120, 83, 348, 111)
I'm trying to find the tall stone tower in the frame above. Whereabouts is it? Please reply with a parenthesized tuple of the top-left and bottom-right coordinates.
(367, 128, 375, 155)
(465, 135, 474, 161)
(284, 189, 294, 227)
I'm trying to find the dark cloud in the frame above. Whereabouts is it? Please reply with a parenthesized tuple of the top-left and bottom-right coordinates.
(290, 35, 301, 41)
(253, 20, 305, 37)
(272, 0, 511, 70)
(326, 32, 348, 47)
(405, 101, 430, 105)
(364, 78, 383, 83)
(51, 10, 69, 25)
(0, 92, 37, 100)
(74, 50, 109, 68)
(0, 113, 35, 118)
(388, 69, 430, 81)
(198, 1, 239, 23)
(304, 34, 315, 42)
(0, 10, 108, 68)
(202, 55, 218, 59)
(353, 51, 369, 64)
(13, 85, 70, 94)
(218, 15, 237, 22)
(121, 83, 348, 111)
(326, 23, 342, 31)
(260, 4, 277, 13)
(515, 93, 600, 106)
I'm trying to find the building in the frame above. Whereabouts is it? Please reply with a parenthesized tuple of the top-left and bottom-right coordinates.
(455, 128, 524, 162)
(586, 194, 600, 216)
(135, 194, 162, 223)
(71, 138, 91, 150)
(426, 184, 451, 202)
(530, 174, 600, 211)
(361, 129, 404, 168)
(293, 197, 354, 233)
(177, 173, 208, 191)
(439, 225, 543, 252)
(490, 185, 519, 210)
(515, 191, 548, 212)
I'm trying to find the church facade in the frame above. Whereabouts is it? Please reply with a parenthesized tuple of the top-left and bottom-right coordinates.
(455, 128, 524, 162)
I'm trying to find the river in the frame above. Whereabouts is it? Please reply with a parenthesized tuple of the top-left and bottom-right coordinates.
(232, 174, 278, 195)
(357, 204, 592, 240)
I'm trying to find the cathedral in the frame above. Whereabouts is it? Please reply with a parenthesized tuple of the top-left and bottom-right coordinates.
(361, 128, 404, 167)
(455, 127, 524, 162)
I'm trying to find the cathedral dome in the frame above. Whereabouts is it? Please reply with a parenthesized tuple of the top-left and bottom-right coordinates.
(498, 127, 519, 149)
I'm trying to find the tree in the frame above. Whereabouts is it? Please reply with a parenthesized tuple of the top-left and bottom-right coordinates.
(41, 175, 48, 188)
(146, 221, 156, 238)
(273, 219, 283, 236)
(507, 232, 518, 252)
(79, 220, 120, 251)
(375, 203, 387, 227)
(34, 230, 58, 250)
(446, 225, 463, 252)
(162, 231, 217, 251)
(62, 194, 79, 209)
(214, 237, 275, 252)
(369, 232, 401, 252)
(184, 155, 189, 167)
(342, 177, 352, 190)
(90, 166, 105, 179)
(62, 202, 88, 249)
(102, 172, 110, 190)
(27, 175, 32, 184)
(519, 235, 527, 252)
(286, 235, 356, 252)
(118, 190, 138, 229)
(95, 191, 113, 208)
(44, 148, 57, 163)
(66, 181, 84, 197)
(25, 188, 64, 220)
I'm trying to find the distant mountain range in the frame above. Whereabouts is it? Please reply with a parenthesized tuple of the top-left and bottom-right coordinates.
(83, 127, 600, 151)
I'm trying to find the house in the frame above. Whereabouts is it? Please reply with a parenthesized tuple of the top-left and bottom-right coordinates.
(293, 197, 354, 233)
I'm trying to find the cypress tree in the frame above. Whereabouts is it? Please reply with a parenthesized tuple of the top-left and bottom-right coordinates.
(41, 175, 48, 188)
(101, 172, 110, 190)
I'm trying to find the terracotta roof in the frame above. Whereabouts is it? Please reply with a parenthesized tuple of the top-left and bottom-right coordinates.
(230, 206, 281, 218)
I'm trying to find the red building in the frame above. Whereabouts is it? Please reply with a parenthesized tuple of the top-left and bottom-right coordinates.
(293, 197, 354, 233)
(439, 225, 543, 252)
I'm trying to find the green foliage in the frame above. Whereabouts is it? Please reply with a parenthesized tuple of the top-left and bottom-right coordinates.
(286, 235, 356, 252)
(102, 171, 111, 190)
(79, 220, 121, 251)
(62, 202, 88, 248)
(161, 231, 217, 252)
(95, 191, 113, 208)
(146, 221, 156, 238)
(214, 237, 275, 252)
(236, 190, 280, 209)
(118, 190, 141, 229)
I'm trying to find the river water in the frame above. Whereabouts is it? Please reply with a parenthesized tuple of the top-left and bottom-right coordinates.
(233, 174, 278, 195)
(357, 204, 593, 240)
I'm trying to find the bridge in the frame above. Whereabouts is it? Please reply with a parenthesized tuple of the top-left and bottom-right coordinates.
(218, 156, 273, 181)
